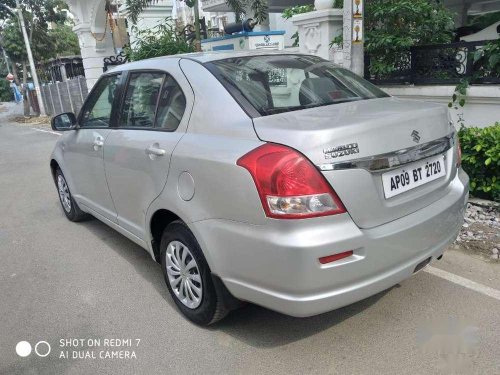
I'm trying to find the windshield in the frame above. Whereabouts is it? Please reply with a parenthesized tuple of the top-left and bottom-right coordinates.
(208, 54, 389, 116)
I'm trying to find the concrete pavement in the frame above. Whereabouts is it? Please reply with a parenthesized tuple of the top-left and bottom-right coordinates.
(0, 120, 499, 375)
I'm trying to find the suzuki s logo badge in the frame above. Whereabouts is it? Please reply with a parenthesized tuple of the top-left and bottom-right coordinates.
(411, 130, 421, 143)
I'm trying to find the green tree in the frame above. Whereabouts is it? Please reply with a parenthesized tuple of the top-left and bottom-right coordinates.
(0, 0, 76, 112)
(365, 0, 455, 78)
(1, 0, 73, 61)
(1, 0, 69, 25)
(48, 24, 80, 56)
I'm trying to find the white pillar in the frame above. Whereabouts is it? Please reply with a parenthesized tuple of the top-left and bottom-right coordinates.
(342, 0, 364, 76)
(342, 0, 352, 69)
(74, 23, 115, 89)
(291, 9, 343, 61)
(67, 0, 116, 89)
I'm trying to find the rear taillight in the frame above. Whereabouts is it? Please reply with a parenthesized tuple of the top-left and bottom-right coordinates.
(237, 143, 346, 219)
(456, 138, 462, 168)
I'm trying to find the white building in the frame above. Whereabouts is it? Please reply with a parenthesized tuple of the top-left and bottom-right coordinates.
(126, 0, 174, 46)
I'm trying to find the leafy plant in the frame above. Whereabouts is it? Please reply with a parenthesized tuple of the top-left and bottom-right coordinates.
(473, 38, 500, 77)
(125, 18, 194, 61)
(282, 4, 314, 20)
(458, 123, 500, 201)
(448, 38, 500, 118)
(448, 78, 469, 127)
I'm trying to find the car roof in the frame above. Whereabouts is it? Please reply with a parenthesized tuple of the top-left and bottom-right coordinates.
(175, 49, 306, 63)
(108, 49, 312, 73)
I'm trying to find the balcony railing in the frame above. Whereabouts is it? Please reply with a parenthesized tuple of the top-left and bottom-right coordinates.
(37, 56, 85, 83)
(364, 40, 500, 85)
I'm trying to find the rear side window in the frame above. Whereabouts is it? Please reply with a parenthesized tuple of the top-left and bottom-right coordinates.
(120, 72, 164, 128)
(155, 76, 186, 131)
(208, 55, 389, 116)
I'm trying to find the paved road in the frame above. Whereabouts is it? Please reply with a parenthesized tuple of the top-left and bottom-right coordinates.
(0, 120, 499, 375)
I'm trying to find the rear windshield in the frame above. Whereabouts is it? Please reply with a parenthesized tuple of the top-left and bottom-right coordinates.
(208, 54, 389, 116)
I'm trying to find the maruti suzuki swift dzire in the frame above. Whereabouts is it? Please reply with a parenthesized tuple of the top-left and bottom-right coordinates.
(50, 51, 469, 325)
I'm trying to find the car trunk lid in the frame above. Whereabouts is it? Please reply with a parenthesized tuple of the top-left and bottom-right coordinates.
(251, 97, 456, 228)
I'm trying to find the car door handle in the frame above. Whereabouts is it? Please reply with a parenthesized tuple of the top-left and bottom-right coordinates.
(145, 147, 166, 156)
(93, 137, 104, 151)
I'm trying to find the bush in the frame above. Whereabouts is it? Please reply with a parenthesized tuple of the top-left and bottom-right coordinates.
(126, 18, 194, 62)
(458, 123, 500, 202)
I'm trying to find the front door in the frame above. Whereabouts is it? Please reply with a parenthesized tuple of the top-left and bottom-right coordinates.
(63, 73, 122, 221)
(103, 71, 190, 239)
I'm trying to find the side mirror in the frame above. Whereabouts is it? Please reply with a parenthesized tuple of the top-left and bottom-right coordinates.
(51, 112, 77, 131)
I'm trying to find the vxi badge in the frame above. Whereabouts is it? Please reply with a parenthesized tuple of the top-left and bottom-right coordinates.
(323, 143, 360, 159)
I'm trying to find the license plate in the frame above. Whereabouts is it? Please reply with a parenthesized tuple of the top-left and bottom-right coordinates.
(382, 155, 446, 199)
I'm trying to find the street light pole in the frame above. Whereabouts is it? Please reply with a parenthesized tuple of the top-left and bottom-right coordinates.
(15, 0, 46, 116)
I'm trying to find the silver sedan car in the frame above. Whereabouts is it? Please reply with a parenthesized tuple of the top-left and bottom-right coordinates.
(50, 51, 469, 325)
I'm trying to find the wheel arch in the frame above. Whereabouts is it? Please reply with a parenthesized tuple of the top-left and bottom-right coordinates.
(50, 159, 59, 184)
(149, 209, 183, 263)
(149, 208, 239, 319)
(148, 208, 217, 276)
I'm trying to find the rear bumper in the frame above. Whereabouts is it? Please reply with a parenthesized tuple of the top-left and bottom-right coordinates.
(191, 169, 469, 317)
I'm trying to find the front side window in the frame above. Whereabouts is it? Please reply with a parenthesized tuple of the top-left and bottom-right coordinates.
(120, 72, 165, 128)
(80, 74, 121, 128)
(208, 55, 389, 116)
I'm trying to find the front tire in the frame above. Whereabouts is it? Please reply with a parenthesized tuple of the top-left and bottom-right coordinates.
(55, 168, 89, 222)
(160, 221, 229, 325)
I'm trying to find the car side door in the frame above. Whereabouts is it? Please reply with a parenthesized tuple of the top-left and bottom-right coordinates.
(103, 69, 192, 240)
(62, 73, 122, 222)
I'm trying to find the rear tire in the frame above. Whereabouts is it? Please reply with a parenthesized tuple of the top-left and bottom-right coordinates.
(55, 168, 89, 222)
(160, 221, 230, 325)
